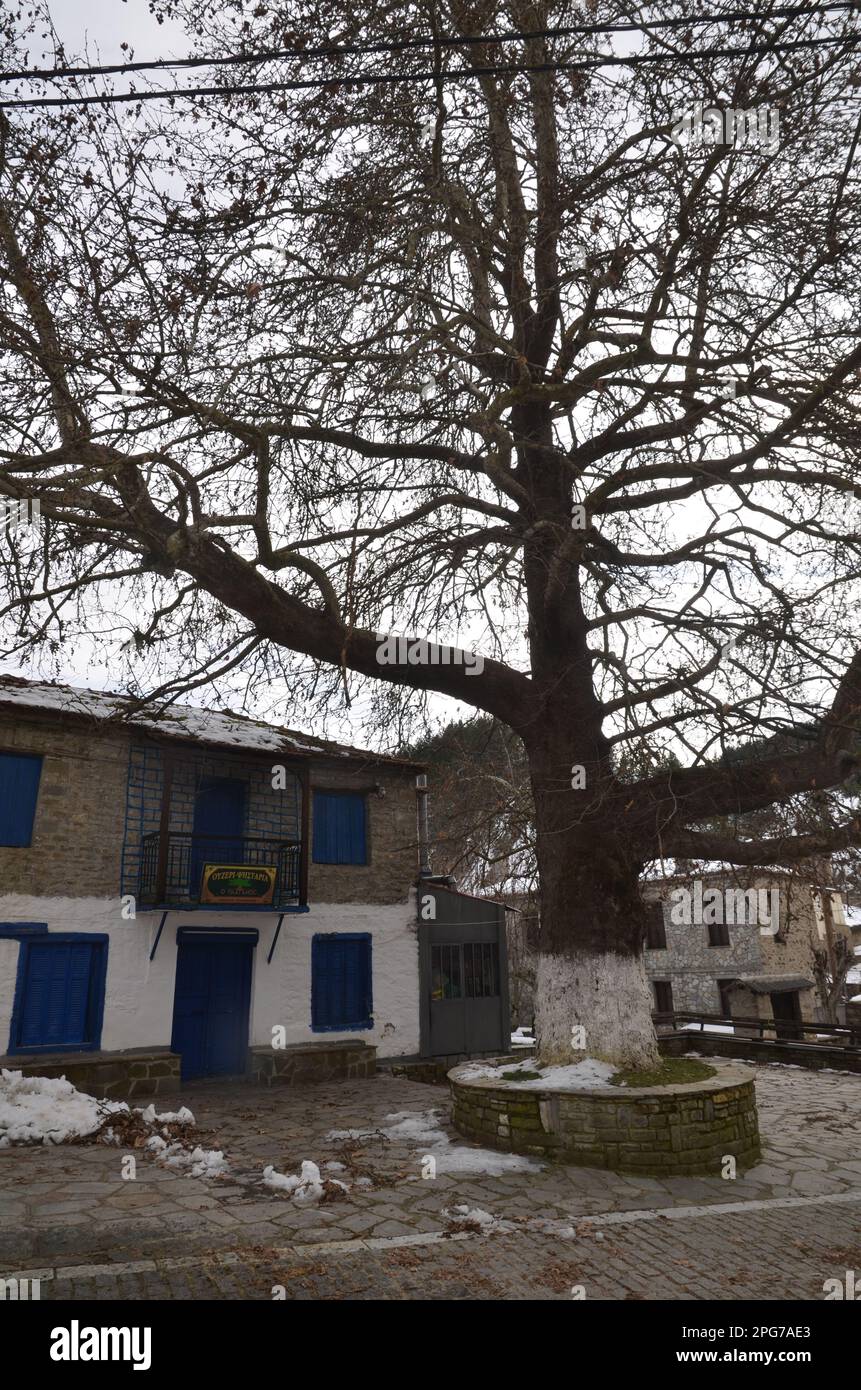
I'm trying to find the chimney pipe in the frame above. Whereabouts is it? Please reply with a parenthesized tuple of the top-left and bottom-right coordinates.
(416, 773, 431, 878)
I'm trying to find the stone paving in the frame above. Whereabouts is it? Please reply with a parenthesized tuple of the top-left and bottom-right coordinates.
(1, 1059, 860, 1299)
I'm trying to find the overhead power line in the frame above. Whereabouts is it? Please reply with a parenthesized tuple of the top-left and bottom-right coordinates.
(1, 34, 858, 111)
(0, 2, 855, 84)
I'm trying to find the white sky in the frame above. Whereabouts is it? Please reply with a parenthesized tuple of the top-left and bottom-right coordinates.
(43, 0, 189, 65)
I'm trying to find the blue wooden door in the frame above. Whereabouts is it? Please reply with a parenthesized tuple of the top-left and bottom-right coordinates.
(189, 776, 246, 896)
(171, 939, 252, 1079)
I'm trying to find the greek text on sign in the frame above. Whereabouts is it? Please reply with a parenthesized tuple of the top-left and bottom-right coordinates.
(200, 864, 276, 904)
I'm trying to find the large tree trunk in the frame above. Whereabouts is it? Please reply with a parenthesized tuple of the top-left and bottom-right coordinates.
(515, 402, 661, 1072)
(528, 748, 661, 1071)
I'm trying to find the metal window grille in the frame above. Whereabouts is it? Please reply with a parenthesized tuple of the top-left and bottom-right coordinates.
(431, 942, 499, 1000)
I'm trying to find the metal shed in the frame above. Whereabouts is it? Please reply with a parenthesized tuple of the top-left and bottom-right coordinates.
(417, 882, 510, 1059)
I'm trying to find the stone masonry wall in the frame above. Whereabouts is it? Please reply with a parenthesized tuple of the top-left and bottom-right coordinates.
(249, 1040, 376, 1086)
(0, 1048, 181, 1100)
(0, 708, 419, 906)
(309, 764, 418, 904)
(642, 874, 852, 1020)
(449, 1062, 761, 1176)
(643, 877, 761, 1015)
(0, 713, 129, 898)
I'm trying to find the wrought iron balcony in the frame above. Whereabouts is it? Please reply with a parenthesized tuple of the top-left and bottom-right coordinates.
(139, 832, 303, 909)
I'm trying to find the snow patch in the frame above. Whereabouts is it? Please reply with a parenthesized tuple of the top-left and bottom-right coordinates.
(262, 1160, 325, 1205)
(327, 1108, 543, 1175)
(443, 1204, 506, 1232)
(0, 1070, 224, 1177)
(0, 1069, 126, 1147)
(0, 676, 400, 764)
(164, 1145, 229, 1178)
(138, 1103, 195, 1127)
(458, 1057, 617, 1090)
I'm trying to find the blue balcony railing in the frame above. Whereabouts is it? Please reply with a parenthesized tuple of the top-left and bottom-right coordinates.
(139, 831, 302, 908)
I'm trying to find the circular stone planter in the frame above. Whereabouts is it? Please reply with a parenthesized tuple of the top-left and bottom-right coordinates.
(448, 1058, 761, 1176)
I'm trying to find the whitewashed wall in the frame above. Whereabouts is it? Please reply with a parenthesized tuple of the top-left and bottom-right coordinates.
(0, 891, 420, 1060)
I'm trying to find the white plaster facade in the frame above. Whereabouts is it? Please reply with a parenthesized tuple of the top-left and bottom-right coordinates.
(0, 892, 421, 1060)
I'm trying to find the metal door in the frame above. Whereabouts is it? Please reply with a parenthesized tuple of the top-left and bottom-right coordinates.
(419, 886, 509, 1057)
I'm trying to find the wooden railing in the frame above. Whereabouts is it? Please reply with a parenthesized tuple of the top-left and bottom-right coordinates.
(653, 1009, 861, 1048)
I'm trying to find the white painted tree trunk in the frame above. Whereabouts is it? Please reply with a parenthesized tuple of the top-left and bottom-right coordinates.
(534, 949, 660, 1070)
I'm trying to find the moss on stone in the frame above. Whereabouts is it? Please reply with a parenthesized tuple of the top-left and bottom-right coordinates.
(611, 1058, 716, 1088)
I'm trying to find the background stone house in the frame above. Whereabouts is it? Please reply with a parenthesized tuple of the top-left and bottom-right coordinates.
(642, 870, 853, 1033)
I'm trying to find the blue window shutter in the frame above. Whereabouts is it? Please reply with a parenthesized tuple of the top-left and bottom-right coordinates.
(312, 792, 367, 865)
(0, 753, 43, 847)
(15, 940, 104, 1050)
(312, 934, 372, 1030)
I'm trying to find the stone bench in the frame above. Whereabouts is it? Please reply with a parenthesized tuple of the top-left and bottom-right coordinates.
(248, 1040, 376, 1087)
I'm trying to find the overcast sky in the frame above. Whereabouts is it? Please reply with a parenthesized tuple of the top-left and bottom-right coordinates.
(42, 0, 189, 66)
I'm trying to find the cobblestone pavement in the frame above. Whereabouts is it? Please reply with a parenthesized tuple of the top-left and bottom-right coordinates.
(2, 1059, 860, 1299)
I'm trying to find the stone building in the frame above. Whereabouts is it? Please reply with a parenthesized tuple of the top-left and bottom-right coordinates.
(642, 870, 853, 1033)
(0, 676, 432, 1092)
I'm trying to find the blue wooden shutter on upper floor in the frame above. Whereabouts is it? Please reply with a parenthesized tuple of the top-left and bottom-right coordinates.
(312, 791, 367, 864)
(311, 933, 372, 1031)
(13, 938, 106, 1051)
(0, 752, 43, 847)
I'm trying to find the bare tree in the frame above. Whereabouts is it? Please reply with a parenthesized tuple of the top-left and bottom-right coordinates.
(406, 717, 535, 896)
(812, 935, 855, 1025)
(1, 2, 860, 1065)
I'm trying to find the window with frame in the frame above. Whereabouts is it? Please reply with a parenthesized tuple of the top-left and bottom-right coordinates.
(707, 919, 730, 947)
(312, 791, 367, 865)
(0, 752, 43, 847)
(10, 935, 108, 1053)
(311, 933, 373, 1031)
(644, 903, 667, 950)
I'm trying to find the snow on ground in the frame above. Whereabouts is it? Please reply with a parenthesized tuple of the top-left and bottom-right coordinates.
(443, 1204, 505, 1231)
(164, 1144, 229, 1178)
(510, 1027, 535, 1048)
(262, 1159, 349, 1205)
(0, 1069, 228, 1177)
(681, 1023, 735, 1035)
(326, 1108, 543, 1174)
(0, 1069, 126, 1147)
(685, 1053, 849, 1074)
(441, 1205, 579, 1239)
(138, 1103, 195, 1127)
(458, 1057, 617, 1090)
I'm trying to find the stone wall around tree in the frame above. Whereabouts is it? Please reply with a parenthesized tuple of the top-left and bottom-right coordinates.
(448, 1060, 761, 1176)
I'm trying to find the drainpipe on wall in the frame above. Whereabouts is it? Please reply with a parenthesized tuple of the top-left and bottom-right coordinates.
(416, 773, 432, 879)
